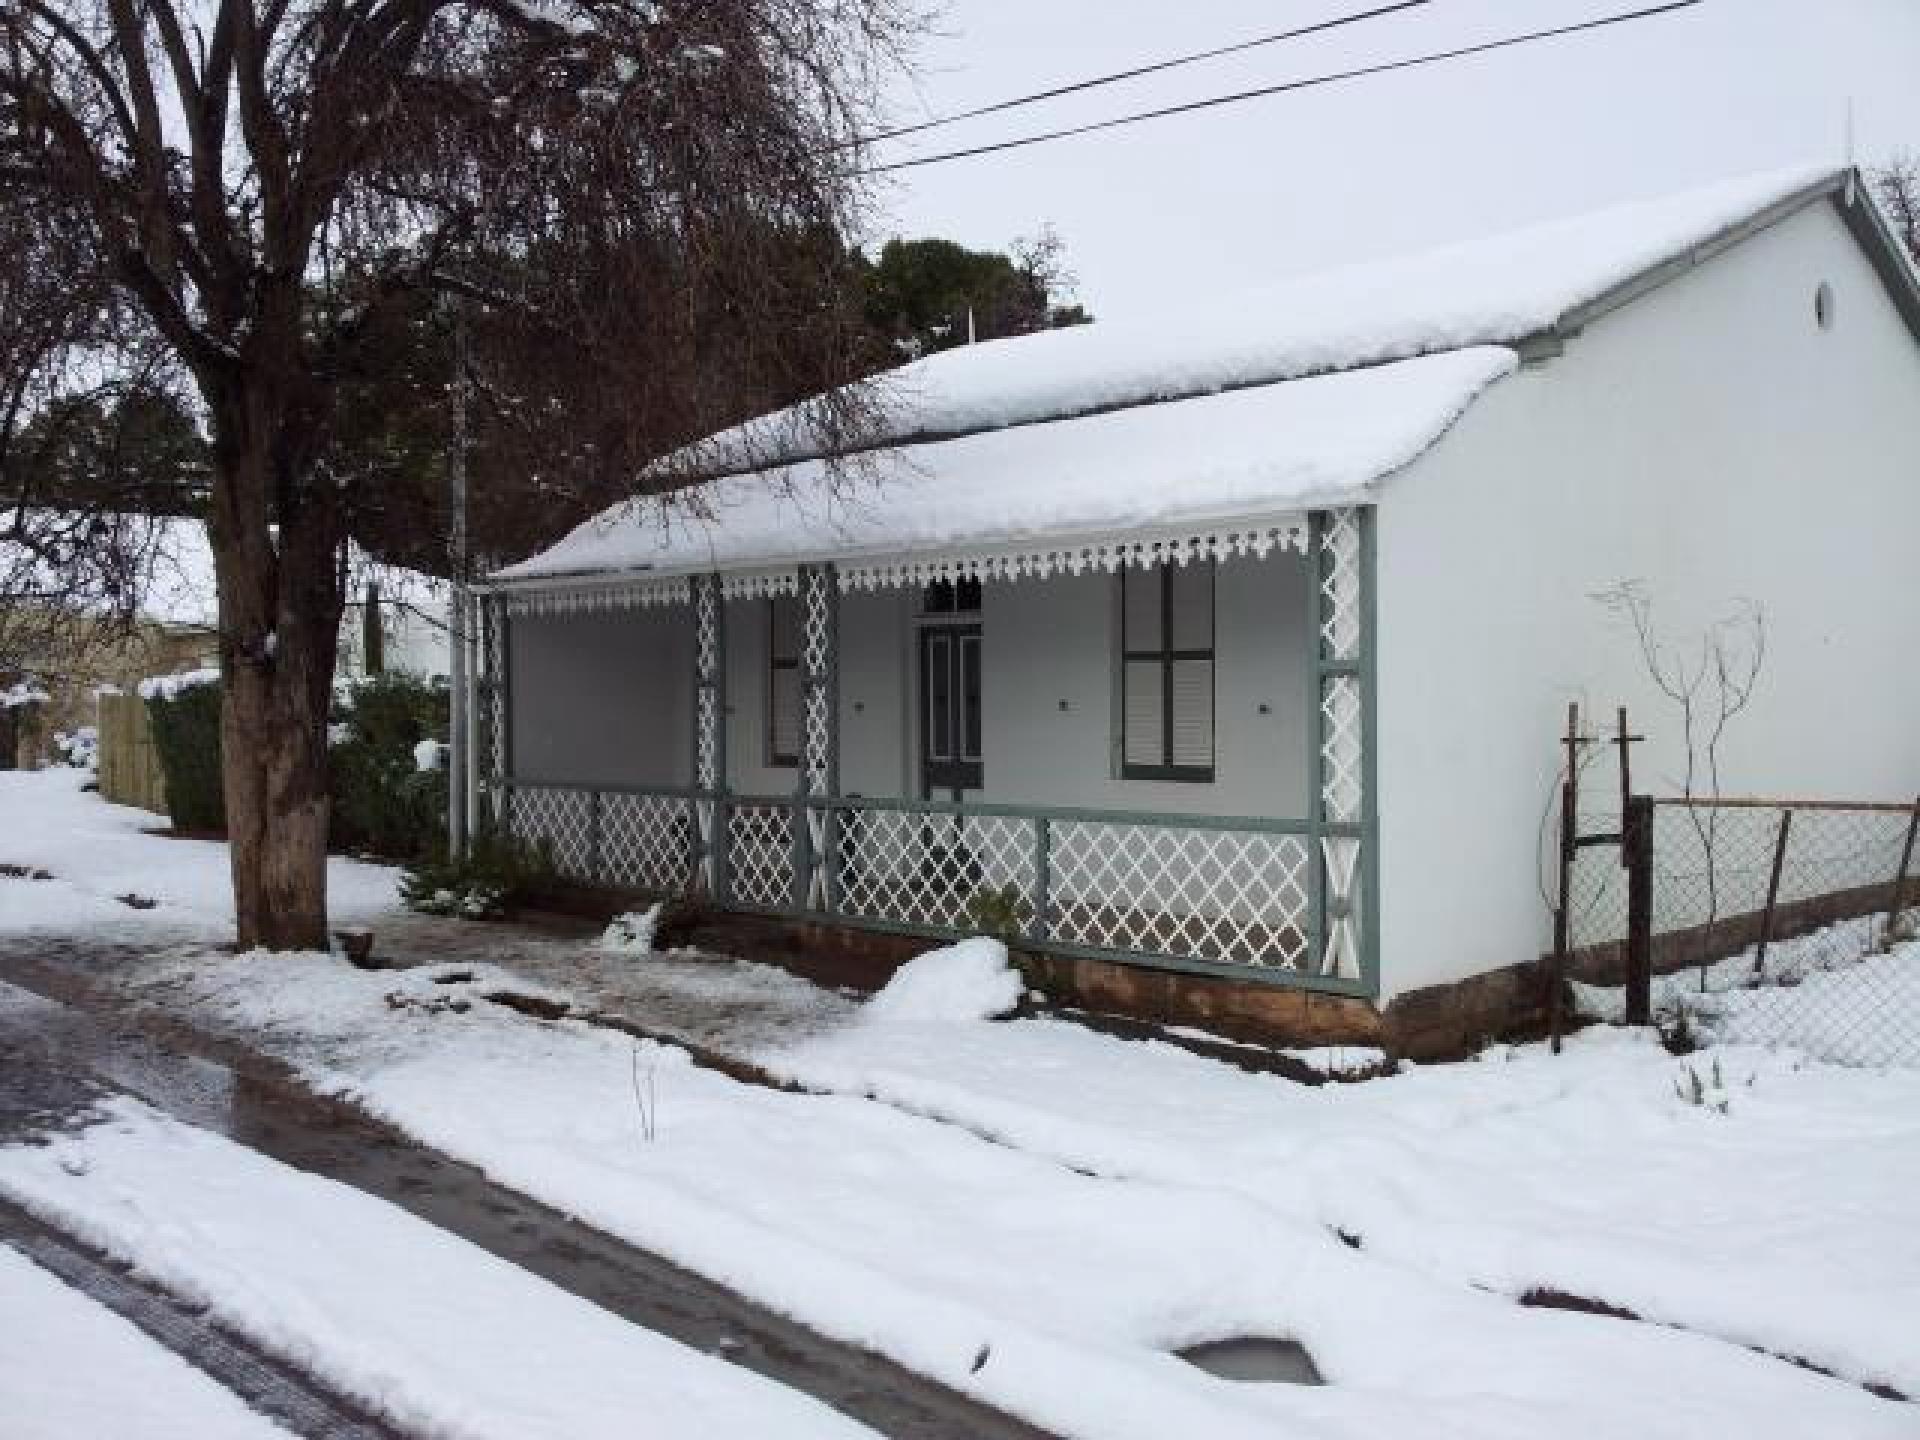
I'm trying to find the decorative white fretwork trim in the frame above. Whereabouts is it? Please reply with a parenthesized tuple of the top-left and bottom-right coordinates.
(720, 568, 799, 601)
(493, 514, 1316, 613)
(503, 575, 690, 617)
(839, 519, 1309, 592)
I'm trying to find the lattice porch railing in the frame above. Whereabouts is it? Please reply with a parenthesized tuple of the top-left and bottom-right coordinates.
(498, 781, 1360, 992)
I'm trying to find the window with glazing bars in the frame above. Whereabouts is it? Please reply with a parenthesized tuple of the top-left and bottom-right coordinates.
(767, 596, 801, 767)
(1120, 561, 1214, 781)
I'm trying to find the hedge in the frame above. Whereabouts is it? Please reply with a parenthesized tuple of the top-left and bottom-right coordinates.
(144, 671, 449, 861)
(144, 678, 226, 832)
(328, 674, 448, 861)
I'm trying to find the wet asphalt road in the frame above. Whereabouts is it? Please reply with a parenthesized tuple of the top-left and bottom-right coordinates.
(0, 952, 1055, 1440)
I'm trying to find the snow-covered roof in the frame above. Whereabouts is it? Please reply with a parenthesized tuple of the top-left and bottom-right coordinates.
(499, 164, 1874, 588)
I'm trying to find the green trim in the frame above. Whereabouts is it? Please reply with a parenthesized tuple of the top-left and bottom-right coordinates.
(1306, 512, 1328, 975)
(730, 790, 1347, 837)
(502, 780, 1354, 838)
(1358, 506, 1381, 996)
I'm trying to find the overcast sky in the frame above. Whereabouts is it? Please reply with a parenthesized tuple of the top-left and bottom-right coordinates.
(865, 0, 1920, 318)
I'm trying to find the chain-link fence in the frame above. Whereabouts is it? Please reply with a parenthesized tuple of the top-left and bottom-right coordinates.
(1566, 796, 1920, 1066)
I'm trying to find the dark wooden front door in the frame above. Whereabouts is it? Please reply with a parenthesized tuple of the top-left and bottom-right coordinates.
(919, 623, 982, 795)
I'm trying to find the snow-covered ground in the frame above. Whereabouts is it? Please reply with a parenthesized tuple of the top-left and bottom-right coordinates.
(1573, 915, 1919, 1066)
(0, 1100, 879, 1440)
(0, 767, 397, 938)
(0, 1244, 294, 1440)
(4, 768, 1917, 1437)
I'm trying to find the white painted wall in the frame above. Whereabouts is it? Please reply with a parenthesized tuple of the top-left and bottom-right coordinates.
(507, 608, 690, 787)
(514, 555, 1314, 815)
(1375, 198, 1920, 999)
(978, 553, 1311, 817)
(723, 590, 914, 797)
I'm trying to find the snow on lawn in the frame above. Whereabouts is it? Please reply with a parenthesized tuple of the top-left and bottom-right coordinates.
(772, 944, 1920, 1402)
(1573, 916, 1919, 1067)
(0, 1244, 294, 1440)
(118, 945, 1913, 1439)
(859, 937, 1023, 1024)
(0, 1098, 879, 1440)
(0, 768, 398, 938)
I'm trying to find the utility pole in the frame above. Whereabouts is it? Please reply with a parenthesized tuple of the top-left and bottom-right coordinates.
(446, 300, 470, 859)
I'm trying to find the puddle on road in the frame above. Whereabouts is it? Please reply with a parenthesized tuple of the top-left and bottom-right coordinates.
(1177, 1338, 1324, 1385)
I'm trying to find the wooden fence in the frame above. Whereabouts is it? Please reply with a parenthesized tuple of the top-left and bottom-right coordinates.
(97, 692, 168, 816)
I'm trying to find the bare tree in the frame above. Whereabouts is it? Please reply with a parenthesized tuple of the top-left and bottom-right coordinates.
(1594, 581, 1766, 969)
(1, 0, 915, 948)
(1872, 154, 1920, 264)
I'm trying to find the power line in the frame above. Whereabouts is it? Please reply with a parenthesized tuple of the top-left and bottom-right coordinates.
(857, 1, 1706, 177)
(854, 0, 1436, 149)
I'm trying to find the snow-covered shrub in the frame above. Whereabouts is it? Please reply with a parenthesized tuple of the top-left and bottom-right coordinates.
(143, 669, 449, 852)
(863, 938, 1023, 1024)
(0, 680, 50, 710)
(400, 825, 552, 921)
(52, 726, 98, 770)
(329, 674, 447, 861)
(599, 905, 662, 956)
(136, 668, 219, 703)
(144, 677, 226, 831)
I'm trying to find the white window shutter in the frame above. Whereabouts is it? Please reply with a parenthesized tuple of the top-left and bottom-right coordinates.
(1123, 660, 1164, 768)
(1170, 658, 1213, 768)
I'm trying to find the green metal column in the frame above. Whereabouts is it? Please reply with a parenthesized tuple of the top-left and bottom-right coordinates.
(794, 563, 840, 912)
(478, 592, 511, 833)
(1308, 507, 1377, 992)
(691, 574, 729, 902)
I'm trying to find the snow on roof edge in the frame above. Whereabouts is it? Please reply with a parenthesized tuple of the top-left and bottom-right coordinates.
(633, 164, 1847, 487)
(493, 347, 1517, 588)
(496, 163, 1888, 590)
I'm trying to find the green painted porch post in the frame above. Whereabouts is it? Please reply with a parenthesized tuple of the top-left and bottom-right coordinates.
(482, 593, 512, 833)
(1307, 507, 1377, 992)
(691, 574, 729, 903)
(794, 563, 840, 912)
(1358, 507, 1380, 997)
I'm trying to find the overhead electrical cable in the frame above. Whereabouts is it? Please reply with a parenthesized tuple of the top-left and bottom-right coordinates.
(856, 0, 1706, 176)
(852, 0, 1437, 149)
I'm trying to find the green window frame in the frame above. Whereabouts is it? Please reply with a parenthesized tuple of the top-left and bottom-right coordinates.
(1120, 561, 1215, 783)
(767, 595, 801, 768)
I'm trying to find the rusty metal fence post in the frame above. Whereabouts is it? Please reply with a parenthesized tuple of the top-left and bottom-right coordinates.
(1622, 795, 1654, 1025)
(1885, 798, 1920, 944)
(1752, 807, 1794, 976)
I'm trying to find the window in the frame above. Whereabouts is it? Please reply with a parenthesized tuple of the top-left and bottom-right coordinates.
(919, 576, 982, 614)
(767, 596, 801, 767)
(1120, 562, 1214, 781)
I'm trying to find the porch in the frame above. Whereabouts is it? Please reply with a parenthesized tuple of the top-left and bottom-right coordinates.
(475, 508, 1377, 996)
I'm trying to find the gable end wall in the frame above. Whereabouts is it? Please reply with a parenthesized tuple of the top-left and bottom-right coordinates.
(1373, 198, 1920, 999)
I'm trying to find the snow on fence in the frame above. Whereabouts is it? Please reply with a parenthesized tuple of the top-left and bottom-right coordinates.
(95, 692, 168, 816)
(1567, 795, 1920, 1066)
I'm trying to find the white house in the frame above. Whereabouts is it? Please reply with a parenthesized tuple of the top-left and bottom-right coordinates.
(476, 165, 1920, 1046)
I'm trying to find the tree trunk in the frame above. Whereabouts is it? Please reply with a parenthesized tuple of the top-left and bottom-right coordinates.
(223, 641, 334, 950)
(209, 384, 346, 953)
